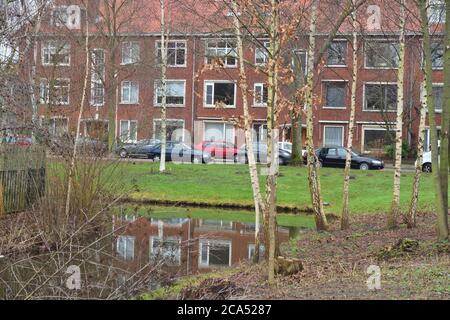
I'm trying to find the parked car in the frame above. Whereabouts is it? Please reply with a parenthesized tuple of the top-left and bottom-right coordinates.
(195, 141, 239, 161)
(237, 142, 292, 165)
(75, 136, 108, 155)
(278, 142, 307, 157)
(116, 139, 160, 158)
(309, 146, 384, 170)
(421, 151, 432, 173)
(2, 134, 32, 146)
(147, 142, 212, 164)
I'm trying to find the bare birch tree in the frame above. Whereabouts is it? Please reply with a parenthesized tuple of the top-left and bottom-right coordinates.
(419, 0, 448, 240)
(159, 0, 168, 172)
(341, 1, 359, 230)
(389, 0, 406, 229)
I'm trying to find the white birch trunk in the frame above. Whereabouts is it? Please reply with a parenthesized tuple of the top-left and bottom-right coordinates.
(159, 0, 167, 172)
(65, 5, 90, 218)
(389, 0, 406, 229)
(231, 0, 265, 264)
(305, 0, 328, 231)
(341, 4, 358, 230)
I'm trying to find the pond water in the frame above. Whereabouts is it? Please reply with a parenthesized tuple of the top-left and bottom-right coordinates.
(113, 206, 313, 278)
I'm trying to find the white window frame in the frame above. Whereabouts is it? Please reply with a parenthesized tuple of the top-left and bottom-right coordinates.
(361, 125, 391, 154)
(429, 0, 446, 24)
(322, 80, 347, 109)
(292, 49, 308, 77)
(430, 40, 444, 70)
(39, 78, 70, 105)
(150, 236, 182, 266)
(121, 42, 140, 65)
(204, 80, 237, 108)
(323, 125, 345, 147)
(327, 39, 348, 67)
(255, 40, 270, 66)
(203, 121, 235, 143)
(253, 83, 268, 107)
(90, 48, 105, 107)
(51, 6, 68, 27)
(363, 82, 398, 113)
(364, 39, 399, 70)
(199, 239, 232, 268)
(119, 120, 138, 143)
(153, 119, 185, 142)
(48, 116, 69, 136)
(154, 79, 186, 107)
(205, 39, 237, 68)
(41, 41, 70, 66)
(432, 83, 443, 113)
(120, 80, 139, 104)
(156, 40, 187, 67)
(116, 235, 135, 261)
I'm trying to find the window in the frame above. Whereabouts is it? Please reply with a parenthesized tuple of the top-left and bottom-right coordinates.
(324, 126, 344, 147)
(255, 41, 270, 65)
(327, 41, 347, 66)
(157, 40, 186, 66)
(153, 119, 184, 142)
(91, 49, 104, 106)
(204, 122, 234, 143)
(48, 118, 68, 136)
(40, 78, 70, 105)
(363, 127, 393, 153)
(365, 41, 399, 68)
(293, 49, 308, 76)
(253, 123, 267, 143)
(121, 42, 140, 64)
(206, 40, 236, 67)
(204, 81, 236, 107)
(364, 83, 398, 111)
(324, 82, 346, 108)
(433, 85, 443, 112)
(199, 240, 231, 267)
(119, 120, 137, 143)
(121, 81, 139, 104)
(429, 0, 446, 24)
(42, 41, 70, 65)
(116, 235, 135, 260)
(155, 80, 186, 106)
(150, 236, 181, 265)
(248, 244, 265, 260)
(254, 83, 268, 106)
(431, 41, 444, 69)
(51, 6, 68, 27)
(424, 128, 442, 152)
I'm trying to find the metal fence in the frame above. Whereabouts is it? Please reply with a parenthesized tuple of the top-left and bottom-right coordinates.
(0, 145, 46, 215)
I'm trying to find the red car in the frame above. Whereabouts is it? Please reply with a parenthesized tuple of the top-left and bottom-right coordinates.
(195, 141, 239, 161)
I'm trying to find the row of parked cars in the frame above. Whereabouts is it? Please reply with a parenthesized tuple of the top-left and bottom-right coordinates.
(116, 139, 395, 171)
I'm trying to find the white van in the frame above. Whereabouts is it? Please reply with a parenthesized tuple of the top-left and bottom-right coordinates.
(422, 151, 432, 173)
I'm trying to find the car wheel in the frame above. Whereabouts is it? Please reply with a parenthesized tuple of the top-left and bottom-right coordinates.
(315, 160, 323, 168)
(233, 154, 238, 163)
(359, 162, 369, 171)
(119, 149, 128, 158)
(239, 155, 248, 164)
(279, 157, 285, 166)
(422, 163, 432, 173)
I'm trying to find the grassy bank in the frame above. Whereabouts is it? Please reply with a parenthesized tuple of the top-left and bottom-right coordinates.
(117, 162, 439, 215)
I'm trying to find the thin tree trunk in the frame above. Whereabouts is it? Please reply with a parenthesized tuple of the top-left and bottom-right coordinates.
(290, 112, 303, 167)
(341, 4, 358, 230)
(389, 0, 406, 229)
(420, 0, 448, 241)
(305, 0, 328, 231)
(266, 0, 281, 286)
(159, 0, 167, 172)
(407, 84, 427, 228)
(65, 6, 90, 218)
(231, 0, 266, 264)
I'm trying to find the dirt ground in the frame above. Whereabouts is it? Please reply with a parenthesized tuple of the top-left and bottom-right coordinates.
(180, 213, 449, 300)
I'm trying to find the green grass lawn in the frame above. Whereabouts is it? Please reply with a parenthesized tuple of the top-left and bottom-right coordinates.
(116, 162, 440, 215)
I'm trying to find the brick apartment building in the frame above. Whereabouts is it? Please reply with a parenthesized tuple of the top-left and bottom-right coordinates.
(30, 0, 446, 157)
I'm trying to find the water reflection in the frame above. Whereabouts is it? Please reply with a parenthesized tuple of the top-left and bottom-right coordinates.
(113, 215, 294, 276)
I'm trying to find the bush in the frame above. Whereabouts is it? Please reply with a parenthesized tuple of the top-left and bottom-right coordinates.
(384, 141, 410, 160)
